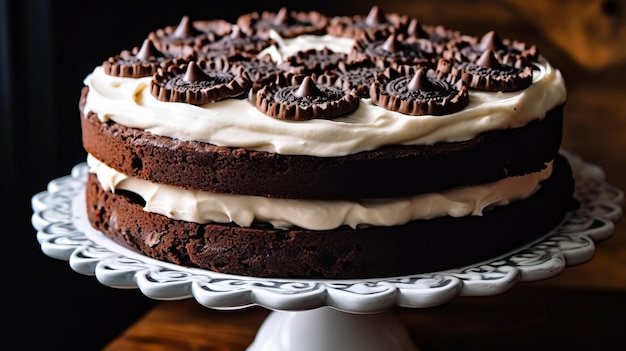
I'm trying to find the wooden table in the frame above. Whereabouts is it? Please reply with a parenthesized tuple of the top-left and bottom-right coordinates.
(101, 1, 626, 350)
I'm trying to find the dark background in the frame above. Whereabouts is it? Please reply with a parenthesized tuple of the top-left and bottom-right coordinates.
(3, 0, 625, 350)
(1, 1, 404, 350)
(0, 1, 377, 350)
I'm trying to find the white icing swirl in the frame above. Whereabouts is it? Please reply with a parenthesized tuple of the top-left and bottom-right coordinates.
(81, 34, 567, 157)
(89, 155, 553, 230)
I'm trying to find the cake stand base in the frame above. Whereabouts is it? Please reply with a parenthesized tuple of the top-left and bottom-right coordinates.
(248, 307, 418, 351)
(31, 152, 622, 351)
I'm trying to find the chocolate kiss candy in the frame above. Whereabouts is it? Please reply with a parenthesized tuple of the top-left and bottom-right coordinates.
(295, 76, 323, 97)
(478, 31, 505, 52)
(136, 39, 163, 61)
(173, 16, 202, 38)
(408, 69, 435, 91)
(273, 7, 290, 25)
(183, 62, 211, 83)
(382, 34, 399, 53)
(476, 49, 502, 69)
(365, 6, 386, 26)
(407, 18, 428, 38)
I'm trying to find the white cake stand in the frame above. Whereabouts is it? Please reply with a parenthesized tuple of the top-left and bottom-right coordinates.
(31, 151, 623, 351)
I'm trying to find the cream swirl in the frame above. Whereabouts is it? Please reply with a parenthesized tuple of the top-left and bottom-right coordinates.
(88, 155, 553, 230)
(81, 34, 566, 157)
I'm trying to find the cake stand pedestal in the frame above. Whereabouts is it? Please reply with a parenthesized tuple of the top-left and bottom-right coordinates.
(31, 152, 623, 351)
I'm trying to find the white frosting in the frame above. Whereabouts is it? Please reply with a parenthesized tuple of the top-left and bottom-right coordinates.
(88, 155, 553, 230)
(81, 34, 567, 157)
(83, 33, 566, 230)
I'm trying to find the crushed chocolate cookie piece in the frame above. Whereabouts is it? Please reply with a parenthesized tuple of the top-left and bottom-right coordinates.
(278, 47, 348, 75)
(450, 30, 538, 67)
(149, 16, 229, 54)
(350, 32, 436, 68)
(194, 25, 275, 59)
(237, 7, 329, 39)
(327, 6, 408, 38)
(102, 39, 190, 78)
(192, 19, 233, 37)
(150, 58, 252, 105)
(235, 54, 285, 92)
(317, 58, 387, 98)
(461, 49, 533, 91)
(256, 74, 360, 121)
(397, 19, 463, 55)
(370, 65, 469, 116)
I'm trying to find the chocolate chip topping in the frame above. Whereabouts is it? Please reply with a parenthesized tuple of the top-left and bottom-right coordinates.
(408, 68, 436, 91)
(150, 58, 252, 105)
(294, 76, 323, 97)
(174, 16, 203, 38)
(405, 18, 430, 39)
(370, 65, 469, 116)
(462, 49, 533, 91)
(182, 61, 211, 82)
(103, 39, 186, 78)
(136, 39, 163, 61)
(256, 74, 360, 121)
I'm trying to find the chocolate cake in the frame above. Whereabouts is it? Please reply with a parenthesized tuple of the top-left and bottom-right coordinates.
(79, 6, 578, 279)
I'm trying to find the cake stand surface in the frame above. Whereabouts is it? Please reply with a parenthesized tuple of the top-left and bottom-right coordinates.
(31, 151, 622, 351)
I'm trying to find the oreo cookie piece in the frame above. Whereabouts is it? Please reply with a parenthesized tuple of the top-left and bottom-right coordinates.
(149, 16, 231, 54)
(235, 54, 285, 92)
(370, 65, 469, 116)
(451, 30, 538, 68)
(237, 7, 329, 39)
(256, 74, 360, 121)
(351, 32, 436, 68)
(278, 47, 348, 75)
(462, 49, 533, 91)
(194, 26, 276, 59)
(150, 58, 252, 105)
(327, 5, 408, 39)
(317, 58, 387, 98)
(102, 38, 190, 78)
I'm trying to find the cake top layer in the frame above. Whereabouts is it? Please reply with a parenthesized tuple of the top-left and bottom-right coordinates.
(81, 6, 566, 157)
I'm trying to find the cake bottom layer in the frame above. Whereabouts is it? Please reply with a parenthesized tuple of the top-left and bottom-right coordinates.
(85, 154, 579, 279)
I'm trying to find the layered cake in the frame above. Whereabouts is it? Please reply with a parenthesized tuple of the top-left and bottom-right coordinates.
(80, 6, 578, 279)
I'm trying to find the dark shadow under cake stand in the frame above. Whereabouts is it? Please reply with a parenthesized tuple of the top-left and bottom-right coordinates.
(31, 151, 622, 351)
